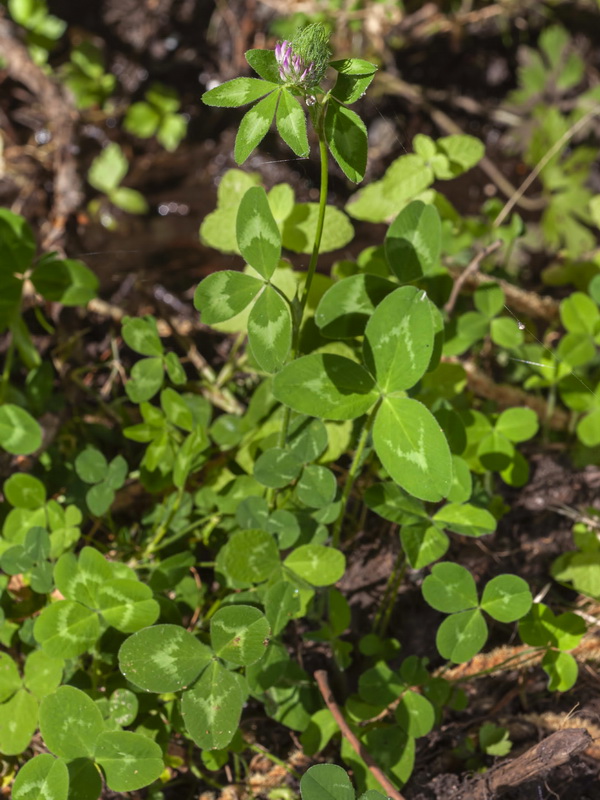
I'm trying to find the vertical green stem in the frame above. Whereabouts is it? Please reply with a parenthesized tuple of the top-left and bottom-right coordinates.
(298, 134, 329, 317)
(215, 330, 246, 389)
(373, 546, 406, 638)
(332, 402, 379, 548)
(268, 129, 330, 512)
(143, 487, 184, 558)
(0, 335, 15, 404)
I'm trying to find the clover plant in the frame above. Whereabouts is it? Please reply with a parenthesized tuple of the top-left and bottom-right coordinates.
(0, 210, 97, 455)
(87, 143, 149, 227)
(124, 82, 188, 152)
(60, 41, 116, 109)
(7, 0, 66, 65)
(3, 21, 598, 800)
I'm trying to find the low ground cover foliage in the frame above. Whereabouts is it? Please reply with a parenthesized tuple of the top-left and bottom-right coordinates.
(1, 12, 600, 800)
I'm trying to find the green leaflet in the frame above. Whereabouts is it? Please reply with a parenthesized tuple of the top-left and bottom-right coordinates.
(248, 285, 292, 372)
(265, 581, 302, 635)
(315, 274, 396, 338)
(236, 186, 282, 279)
(542, 650, 578, 692)
(363, 726, 415, 789)
(276, 89, 309, 157)
(39, 686, 105, 760)
(254, 447, 303, 488)
(480, 575, 532, 623)
(273, 354, 377, 420)
(432, 503, 496, 538)
(474, 282, 505, 318)
(364, 482, 427, 525)
(200, 169, 261, 254)
(0, 652, 21, 702)
(210, 605, 271, 666)
(519, 603, 586, 651)
(346, 154, 434, 223)
(65, 758, 101, 800)
(373, 397, 452, 502)
(422, 562, 478, 612)
(329, 58, 378, 75)
(202, 77, 278, 107)
(122, 316, 163, 356)
(401, 524, 449, 569)
(23, 650, 63, 700)
(284, 544, 345, 586)
(495, 407, 539, 442)
(96, 579, 160, 633)
(437, 134, 485, 174)
(289, 416, 329, 462)
(12, 755, 69, 800)
(220, 529, 281, 586)
(282, 203, 354, 253)
(324, 101, 368, 183)
(0, 209, 36, 274)
(194, 271, 263, 325)
(245, 49, 281, 83)
(30, 258, 98, 306)
(300, 764, 355, 800)
(295, 465, 337, 508)
(396, 691, 435, 738)
(436, 609, 488, 663)
(94, 731, 163, 791)
(0, 689, 38, 755)
(234, 90, 280, 164)
(0, 404, 42, 455)
(384, 201, 442, 282)
(330, 59, 377, 104)
(126, 357, 164, 402)
(363, 286, 434, 392)
(54, 546, 113, 607)
(118, 624, 212, 692)
(33, 601, 101, 659)
(181, 661, 244, 750)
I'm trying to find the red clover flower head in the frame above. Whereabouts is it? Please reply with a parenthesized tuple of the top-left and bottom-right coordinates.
(275, 23, 331, 91)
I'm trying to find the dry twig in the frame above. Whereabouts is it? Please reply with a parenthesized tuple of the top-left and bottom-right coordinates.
(452, 728, 592, 800)
(458, 359, 570, 430)
(314, 669, 407, 800)
(444, 240, 503, 315)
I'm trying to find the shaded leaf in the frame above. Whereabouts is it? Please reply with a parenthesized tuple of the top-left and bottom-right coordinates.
(324, 101, 367, 182)
(273, 354, 377, 420)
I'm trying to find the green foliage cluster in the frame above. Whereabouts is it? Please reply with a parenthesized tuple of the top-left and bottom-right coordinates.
(4, 0, 188, 230)
(2, 16, 600, 800)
